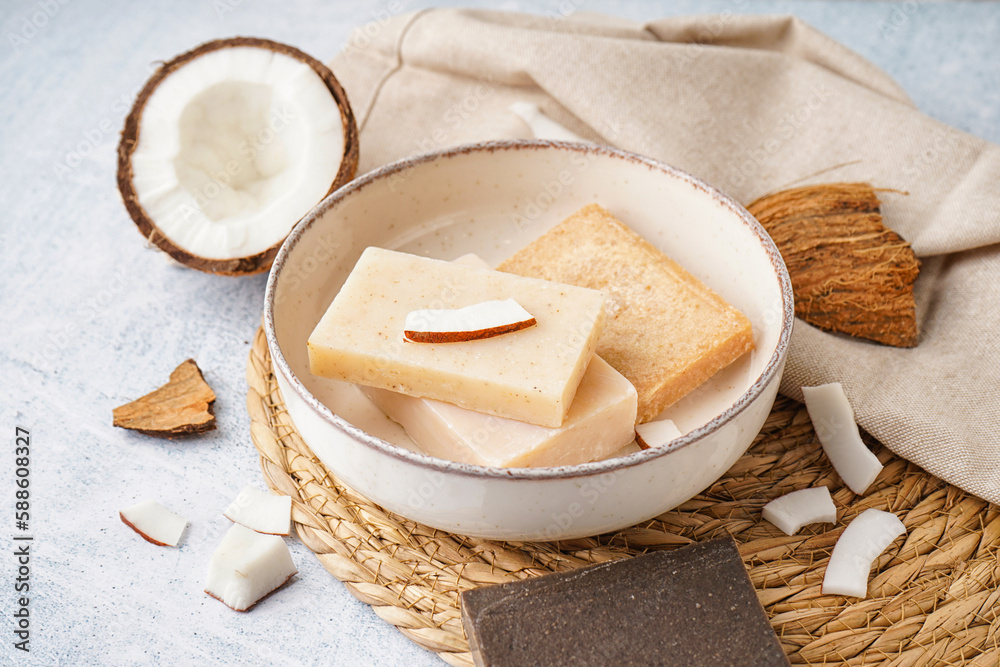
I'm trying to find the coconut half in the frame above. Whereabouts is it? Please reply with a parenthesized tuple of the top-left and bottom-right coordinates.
(117, 37, 358, 275)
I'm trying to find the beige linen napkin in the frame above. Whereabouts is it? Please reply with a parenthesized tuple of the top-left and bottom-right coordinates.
(331, 9, 1000, 504)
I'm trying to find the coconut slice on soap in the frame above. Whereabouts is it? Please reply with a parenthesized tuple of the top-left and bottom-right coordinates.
(117, 37, 358, 275)
(403, 298, 537, 343)
(120, 499, 188, 547)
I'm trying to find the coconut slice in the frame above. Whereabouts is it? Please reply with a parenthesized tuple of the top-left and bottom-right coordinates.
(204, 523, 297, 611)
(762, 487, 837, 536)
(509, 102, 589, 142)
(120, 499, 188, 547)
(117, 37, 358, 275)
(822, 508, 905, 598)
(634, 419, 683, 450)
(403, 299, 536, 343)
(112, 359, 216, 437)
(223, 485, 292, 536)
(801, 382, 884, 495)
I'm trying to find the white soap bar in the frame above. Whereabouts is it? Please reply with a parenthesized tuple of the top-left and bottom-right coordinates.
(308, 247, 607, 428)
(363, 355, 637, 468)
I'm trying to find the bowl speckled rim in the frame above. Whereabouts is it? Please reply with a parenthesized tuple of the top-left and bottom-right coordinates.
(264, 139, 794, 481)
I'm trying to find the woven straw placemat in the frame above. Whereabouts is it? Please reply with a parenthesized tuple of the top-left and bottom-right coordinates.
(246, 327, 999, 665)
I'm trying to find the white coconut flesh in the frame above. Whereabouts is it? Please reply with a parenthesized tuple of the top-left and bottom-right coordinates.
(129, 46, 345, 260)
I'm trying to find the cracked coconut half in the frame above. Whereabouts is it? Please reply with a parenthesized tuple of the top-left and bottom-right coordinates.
(117, 37, 358, 275)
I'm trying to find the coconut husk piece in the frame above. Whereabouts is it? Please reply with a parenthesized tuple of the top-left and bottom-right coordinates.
(746, 183, 920, 347)
(113, 359, 216, 437)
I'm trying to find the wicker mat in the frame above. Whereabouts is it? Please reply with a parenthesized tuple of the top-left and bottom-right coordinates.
(246, 327, 999, 666)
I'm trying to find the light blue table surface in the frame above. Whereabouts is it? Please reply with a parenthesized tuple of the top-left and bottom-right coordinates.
(2, 1, 997, 665)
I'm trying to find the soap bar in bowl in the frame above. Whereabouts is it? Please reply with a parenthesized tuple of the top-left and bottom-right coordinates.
(499, 204, 754, 424)
(359, 251, 638, 468)
(362, 354, 637, 468)
(308, 247, 607, 428)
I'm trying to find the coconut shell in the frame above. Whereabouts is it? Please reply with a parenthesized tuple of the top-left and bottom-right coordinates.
(116, 37, 359, 276)
(746, 183, 920, 347)
(113, 359, 216, 437)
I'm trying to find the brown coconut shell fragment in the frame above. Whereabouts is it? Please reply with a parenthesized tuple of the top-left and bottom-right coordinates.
(116, 37, 359, 276)
(746, 183, 920, 347)
(113, 359, 217, 437)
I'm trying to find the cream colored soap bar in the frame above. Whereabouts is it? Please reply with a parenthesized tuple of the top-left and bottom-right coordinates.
(308, 247, 607, 428)
(499, 204, 754, 423)
(363, 354, 637, 468)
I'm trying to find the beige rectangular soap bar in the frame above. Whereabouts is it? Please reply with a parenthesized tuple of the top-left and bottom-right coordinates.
(498, 204, 754, 423)
(361, 251, 637, 467)
(362, 355, 637, 468)
(308, 247, 607, 428)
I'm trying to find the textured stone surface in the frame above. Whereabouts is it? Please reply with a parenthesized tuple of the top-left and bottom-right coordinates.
(1, 1, 996, 664)
(461, 537, 788, 667)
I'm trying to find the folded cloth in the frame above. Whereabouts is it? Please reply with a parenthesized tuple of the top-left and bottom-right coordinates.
(331, 9, 1000, 504)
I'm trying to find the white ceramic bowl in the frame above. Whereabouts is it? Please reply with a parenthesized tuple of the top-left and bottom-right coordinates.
(264, 140, 793, 541)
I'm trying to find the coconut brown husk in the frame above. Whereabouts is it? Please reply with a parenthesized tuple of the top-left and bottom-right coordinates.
(116, 37, 359, 276)
(746, 183, 920, 348)
(113, 359, 216, 437)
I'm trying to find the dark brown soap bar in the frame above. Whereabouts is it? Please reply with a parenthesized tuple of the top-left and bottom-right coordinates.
(460, 536, 788, 667)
